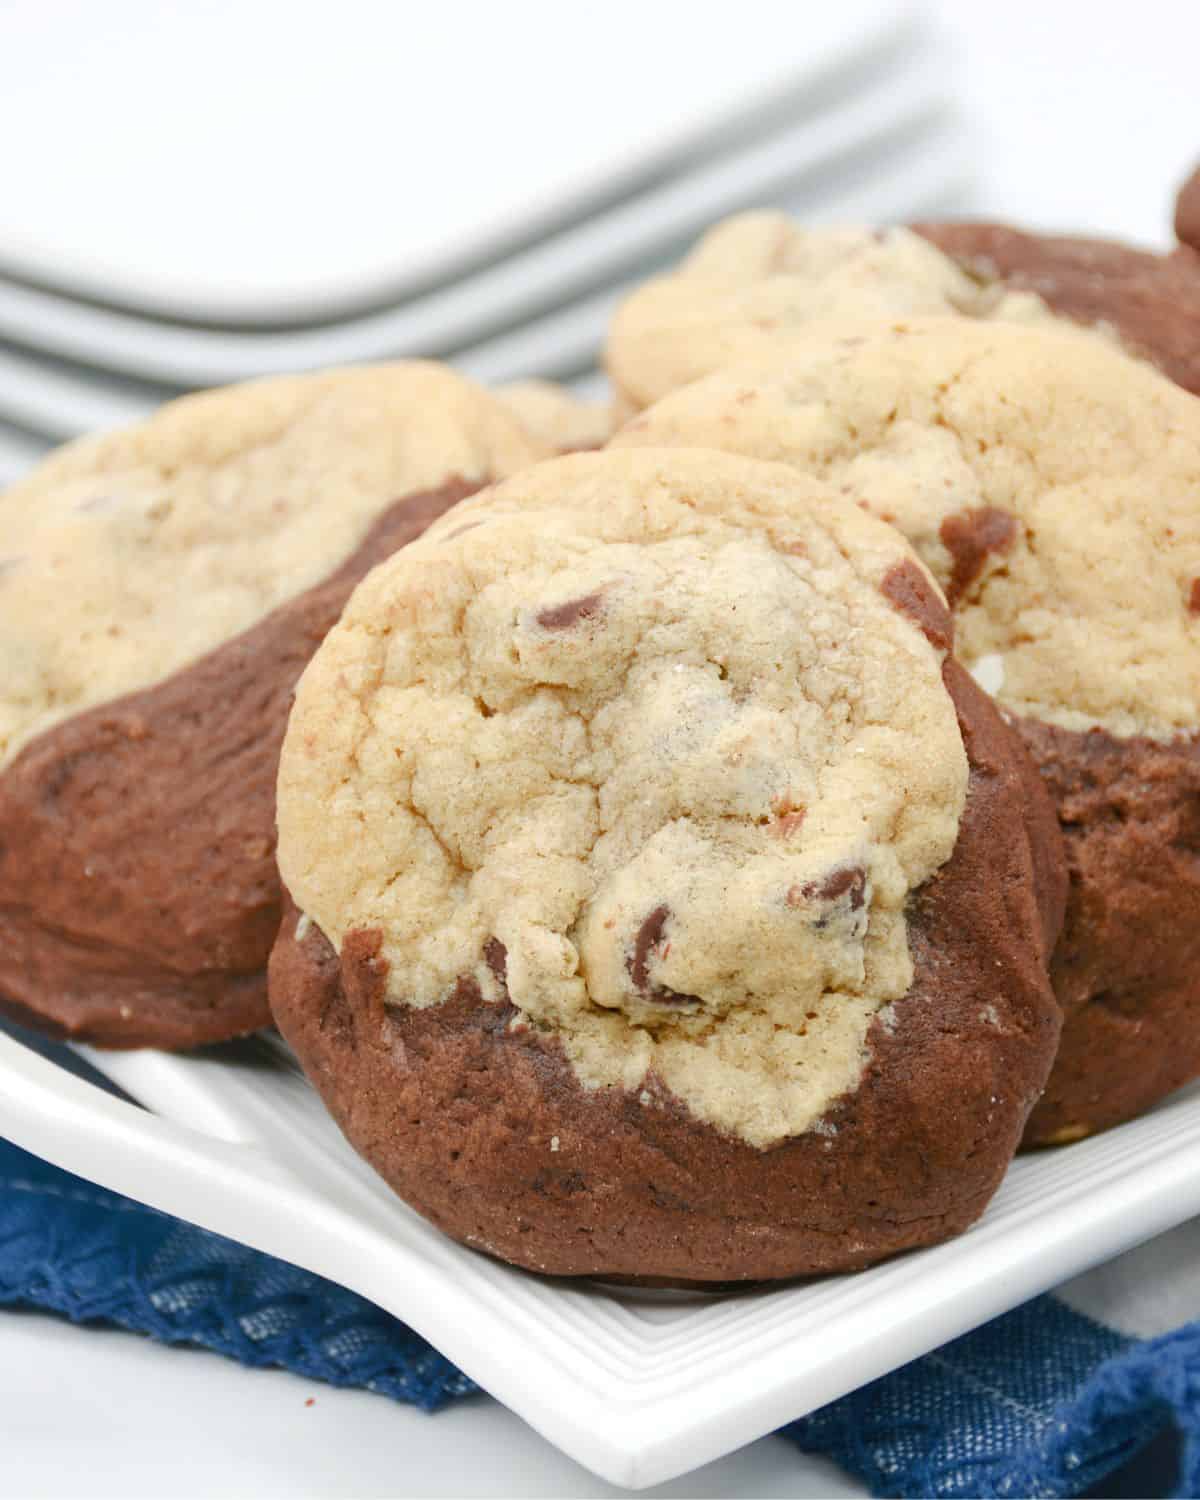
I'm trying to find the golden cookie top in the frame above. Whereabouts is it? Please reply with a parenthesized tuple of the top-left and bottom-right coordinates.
(0, 363, 542, 770)
(278, 448, 969, 1147)
(613, 319, 1200, 740)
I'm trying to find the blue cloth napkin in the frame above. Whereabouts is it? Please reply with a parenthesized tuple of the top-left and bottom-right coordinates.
(3, 1047, 1198, 1497)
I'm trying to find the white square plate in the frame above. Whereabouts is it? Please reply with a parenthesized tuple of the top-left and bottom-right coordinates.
(0, 35, 957, 390)
(0, 0, 916, 324)
(1, 1028, 1198, 1489)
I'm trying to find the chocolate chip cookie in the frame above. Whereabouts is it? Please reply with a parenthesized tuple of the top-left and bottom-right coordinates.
(614, 318, 1200, 1144)
(0, 363, 542, 1048)
(270, 448, 1063, 1281)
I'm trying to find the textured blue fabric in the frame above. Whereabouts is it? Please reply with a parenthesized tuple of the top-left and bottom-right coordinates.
(3, 1108, 1198, 1496)
(0, 1135, 476, 1412)
(784, 1297, 1200, 1496)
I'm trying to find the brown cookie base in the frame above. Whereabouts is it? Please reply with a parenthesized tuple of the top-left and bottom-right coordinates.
(268, 662, 1063, 1283)
(914, 220, 1200, 399)
(1016, 720, 1200, 1146)
(0, 479, 479, 1049)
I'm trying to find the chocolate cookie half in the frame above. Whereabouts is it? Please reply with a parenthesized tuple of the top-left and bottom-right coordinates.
(0, 364, 542, 1047)
(614, 318, 1200, 1144)
(270, 449, 1062, 1281)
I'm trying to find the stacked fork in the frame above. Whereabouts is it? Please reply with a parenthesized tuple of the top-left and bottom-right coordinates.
(0, 0, 970, 485)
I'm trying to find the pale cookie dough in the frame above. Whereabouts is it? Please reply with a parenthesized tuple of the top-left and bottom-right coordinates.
(0, 363, 542, 1049)
(614, 318, 1200, 1143)
(496, 379, 613, 452)
(270, 448, 1064, 1281)
(604, 216, 1078, 416)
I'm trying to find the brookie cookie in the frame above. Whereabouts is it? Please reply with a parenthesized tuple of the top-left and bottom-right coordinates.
(0, 364, 542, 1048)
(605, 195, 1200, 417)
(613, 318, 1200, 1145)
(270, 449, 1063, 1281)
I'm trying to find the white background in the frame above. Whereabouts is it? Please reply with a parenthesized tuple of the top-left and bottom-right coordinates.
(3, 2, 1198, 1495)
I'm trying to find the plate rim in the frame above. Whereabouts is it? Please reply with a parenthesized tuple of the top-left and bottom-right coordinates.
(1, 1029, 1199, 1488)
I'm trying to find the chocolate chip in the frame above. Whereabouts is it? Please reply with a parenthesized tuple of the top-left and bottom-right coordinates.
(1188, 579, 1200, 615)
(628, 905, 701, 1008)
(938, 506, 1017, 606)
(630, 905, 669, 992)
(879, 560, 953, 652)
(799, 866, 867, 911)
(535, 592, 605, 630)
(787, 867, 869, 931)
(484, 936, 508, 988)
